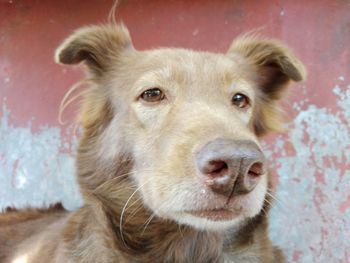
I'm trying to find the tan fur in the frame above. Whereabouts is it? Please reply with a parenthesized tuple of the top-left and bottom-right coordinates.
(0, 24, 305, 263)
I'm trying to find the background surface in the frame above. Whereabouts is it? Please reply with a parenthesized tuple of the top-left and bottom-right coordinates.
(1, 0, 350, 262)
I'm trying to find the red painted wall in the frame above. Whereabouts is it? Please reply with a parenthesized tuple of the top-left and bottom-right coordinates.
(1, 0, 349, 128)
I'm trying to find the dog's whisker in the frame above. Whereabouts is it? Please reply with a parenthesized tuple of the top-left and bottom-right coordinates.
(119, 177, 153, 246)
(124, 201, 144, 222)
(93, 169, 156, 193)
(119, 189, 143, 246)
(265, 190, 288, 211)
(139, 201, 168, 236)
(178, 224, 185, 240)
(123, 196, 144, 218)
(141, 212, 157, 236)
(263, 197, 274, 209)
(58, 79, 92, 125)
(263, 194, 287, 216)
(260, 206, 269, 219)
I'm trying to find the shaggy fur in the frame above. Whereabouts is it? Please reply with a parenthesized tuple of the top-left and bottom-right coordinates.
(0, 24, 305, 263)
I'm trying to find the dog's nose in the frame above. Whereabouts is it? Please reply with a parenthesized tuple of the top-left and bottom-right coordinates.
(196, 139, 266, 196)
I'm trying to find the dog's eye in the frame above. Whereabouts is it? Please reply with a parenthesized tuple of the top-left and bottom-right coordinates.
(140, 88, 165, 103)
(232, 93, 249, 109)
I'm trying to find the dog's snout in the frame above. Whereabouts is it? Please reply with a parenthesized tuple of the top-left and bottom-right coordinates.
(196, 139, 266, 196)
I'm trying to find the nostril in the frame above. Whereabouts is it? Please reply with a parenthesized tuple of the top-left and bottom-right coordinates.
(210, 160, 228, 174)
(248, 162, 264, 177)
(204, 160, 228, 177)
(239, 162, 265, 194)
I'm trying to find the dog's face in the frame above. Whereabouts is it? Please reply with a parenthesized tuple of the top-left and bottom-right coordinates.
(56, 25, 305, 231)
(118, 50, 266, 231)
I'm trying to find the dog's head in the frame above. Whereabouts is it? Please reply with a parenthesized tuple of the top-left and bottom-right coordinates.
(56, 25, 305, 232)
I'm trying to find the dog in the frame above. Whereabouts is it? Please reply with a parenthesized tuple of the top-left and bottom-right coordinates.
(0, 24, 305, 263)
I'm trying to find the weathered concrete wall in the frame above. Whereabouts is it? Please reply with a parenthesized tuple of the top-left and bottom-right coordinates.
(1, 0, 349, 262)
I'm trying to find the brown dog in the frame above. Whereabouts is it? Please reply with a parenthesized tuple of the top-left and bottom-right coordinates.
(0, 24, 305, 263)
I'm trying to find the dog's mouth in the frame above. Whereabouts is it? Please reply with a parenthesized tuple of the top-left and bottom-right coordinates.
(186, 207, 242, 221)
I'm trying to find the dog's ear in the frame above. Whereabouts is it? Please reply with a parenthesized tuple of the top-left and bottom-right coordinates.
(228, 35, 306, 136)
(55, 24, 133, 76)
(228, 35, 306, 100)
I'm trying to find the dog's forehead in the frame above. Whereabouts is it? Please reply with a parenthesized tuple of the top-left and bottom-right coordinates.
(139, 48, 243, 82)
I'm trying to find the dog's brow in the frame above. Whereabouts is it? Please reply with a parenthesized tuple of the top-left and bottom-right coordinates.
(136, 66, 175, 88)
(154, 66, 173, 79)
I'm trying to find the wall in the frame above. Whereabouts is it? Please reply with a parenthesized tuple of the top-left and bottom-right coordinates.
(1, 0, 349, 262)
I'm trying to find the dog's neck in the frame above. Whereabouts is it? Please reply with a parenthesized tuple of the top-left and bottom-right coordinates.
(82, 192, 263, 262)
(90, 186, 223, 263)
(80, 184, 269, 263)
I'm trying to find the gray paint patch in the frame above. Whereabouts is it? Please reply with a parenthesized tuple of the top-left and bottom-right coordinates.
(269, 80, 350, 262)
(0, 104, 82, 211)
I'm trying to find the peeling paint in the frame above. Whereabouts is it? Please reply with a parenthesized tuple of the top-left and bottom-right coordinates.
(0, 103, 82, 211)
(269, 80, 350, 262)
